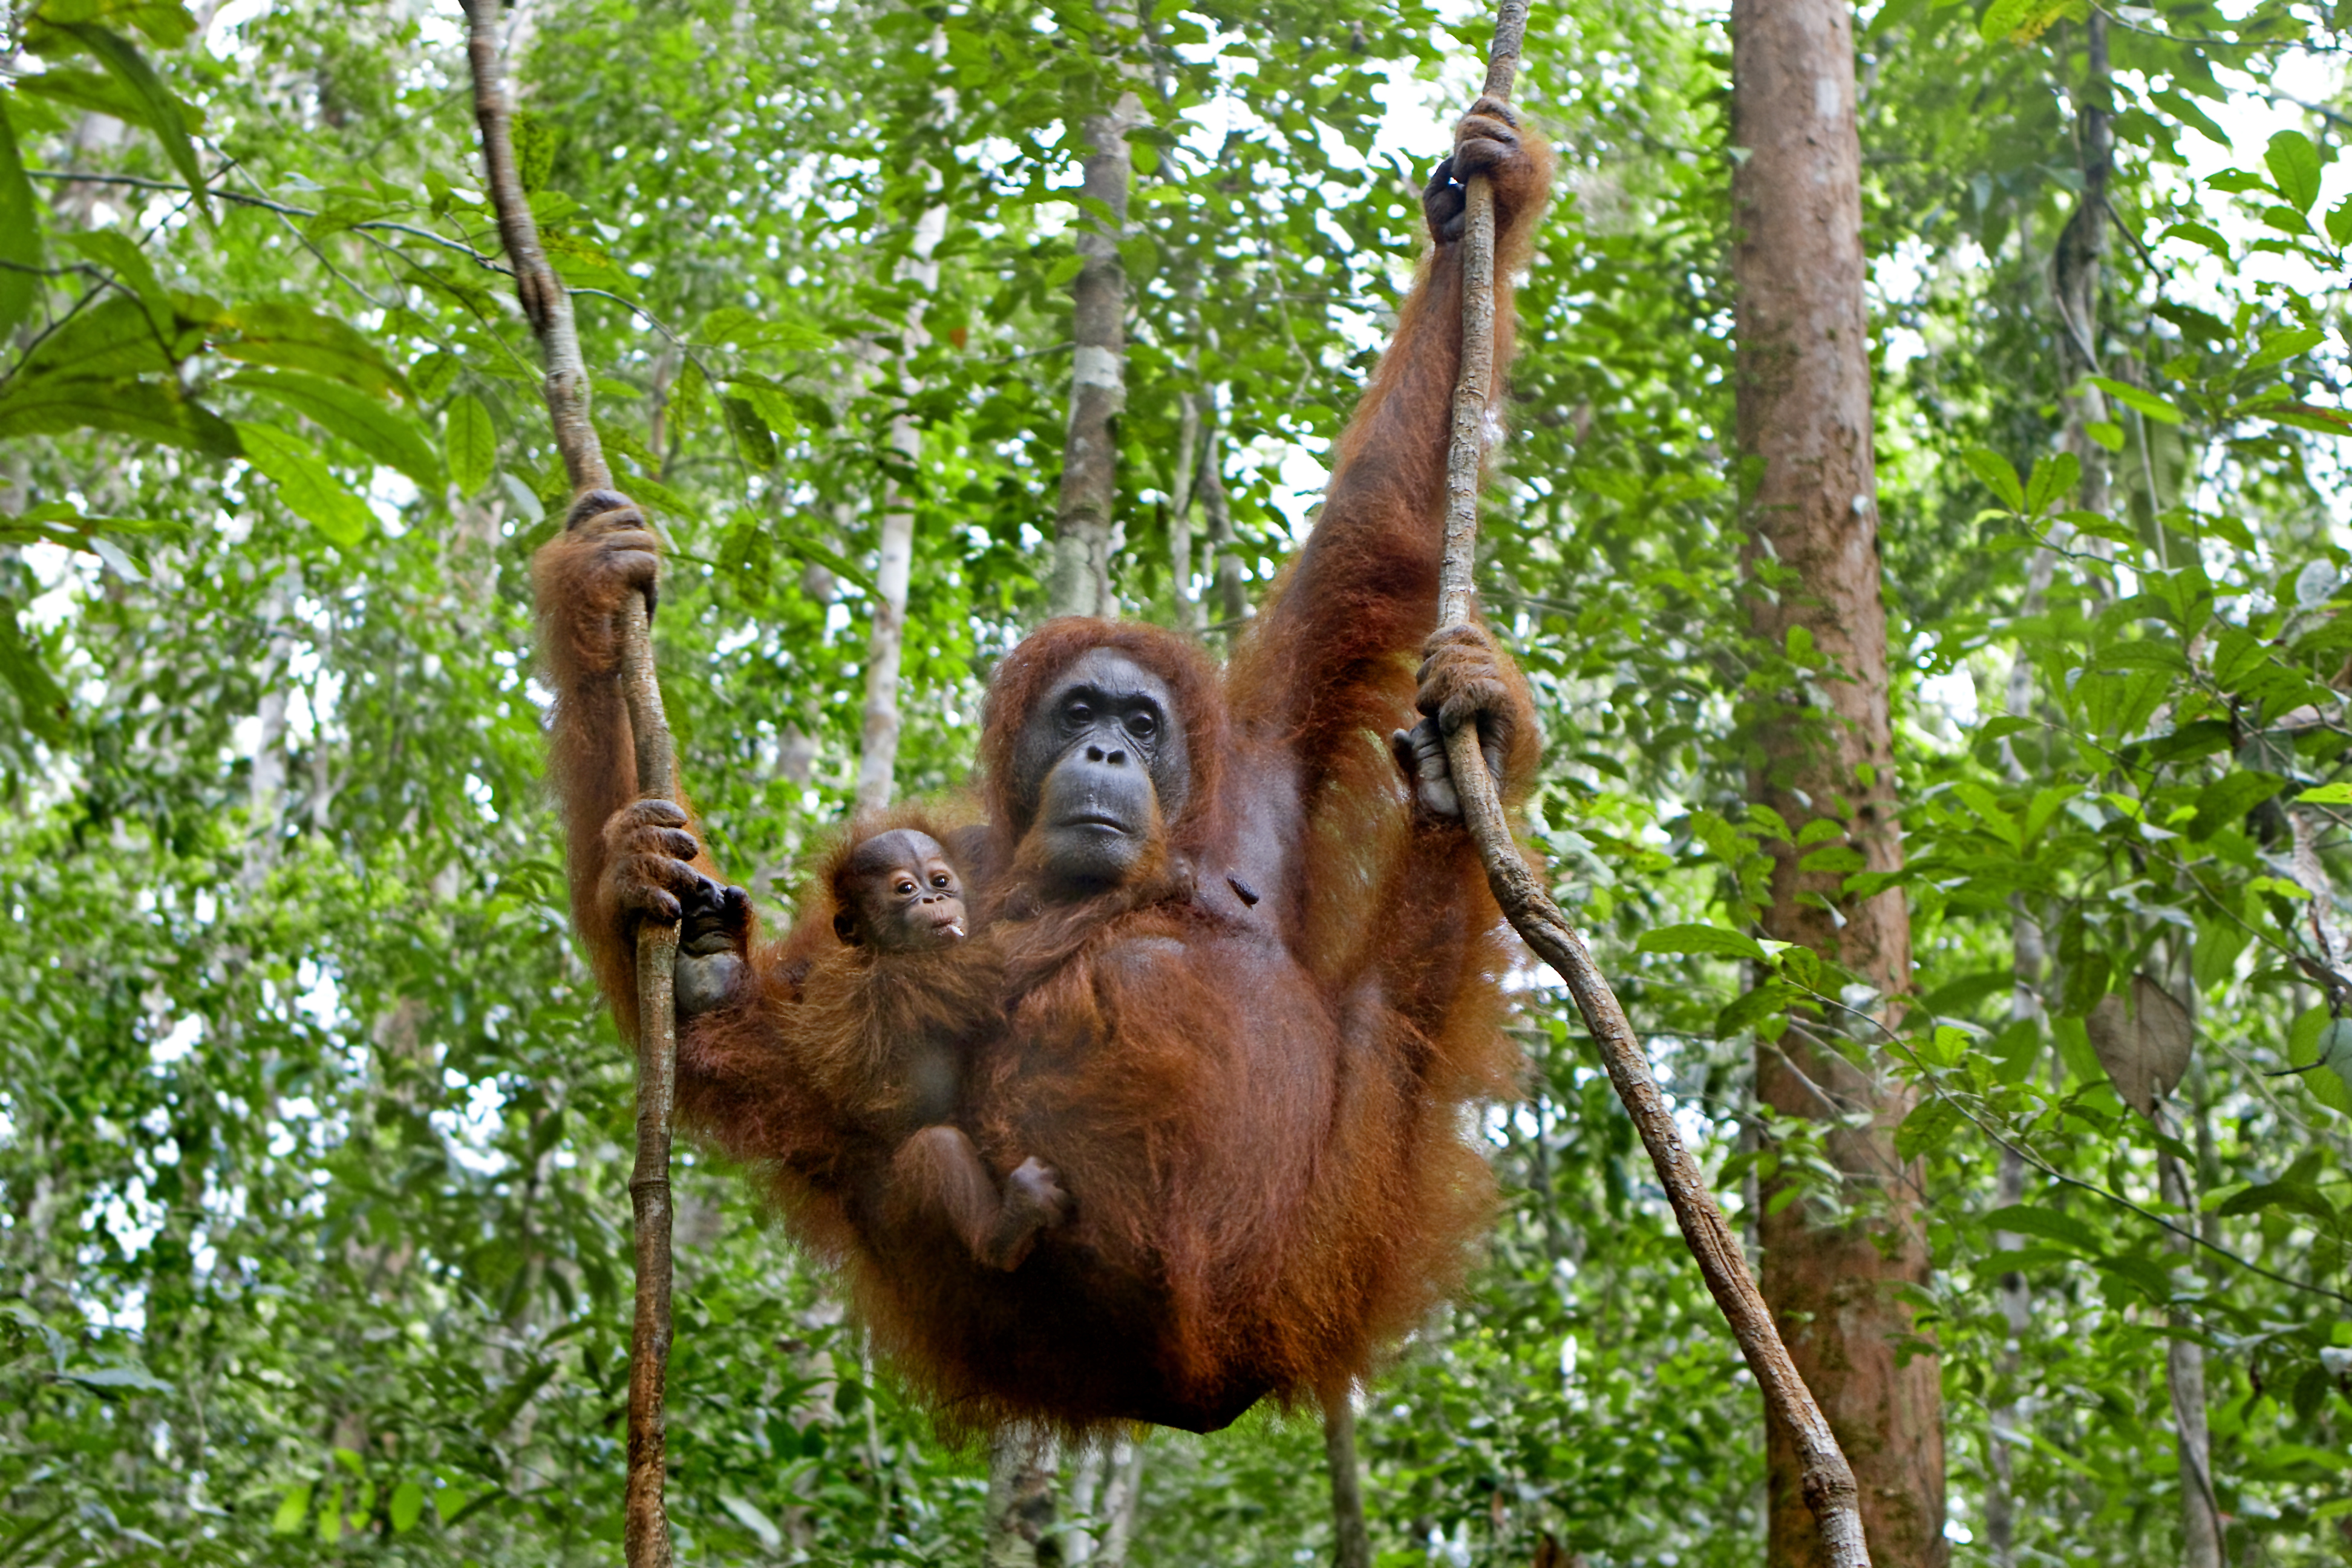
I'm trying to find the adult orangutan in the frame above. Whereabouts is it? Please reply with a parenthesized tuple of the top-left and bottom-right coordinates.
(534, 97, 1552, 1436)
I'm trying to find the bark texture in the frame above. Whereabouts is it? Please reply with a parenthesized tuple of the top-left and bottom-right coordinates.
(1051, 79, 1144, 618)
(983, 1429, 1054, 1568)
(856, 203, 946, 812)
(2054, 15, 2112, 525)
(1324, 1399, 1371, 1568)
(1730, 3, 1945, 1564)
(1991, 27, 2112, 1562)
(1168, 391, 1201, 632)
(1198, 422, 1247, 630)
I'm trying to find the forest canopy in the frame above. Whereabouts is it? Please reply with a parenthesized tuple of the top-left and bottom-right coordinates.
(8, 0, 2352, 1564)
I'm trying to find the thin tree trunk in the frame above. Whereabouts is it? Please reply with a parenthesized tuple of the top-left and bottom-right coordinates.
(2155, 1129, 2223, 1567)
(1197, 419, 1246, 630)
(2054, 15, 2111, 522)
(460, 8, 679, 1565)
(1730, 3, 1945, 1564)
(1051, 38, 1143, 619)
(237, 569, 298, 897)
(856, 203, 946, 811)
(1324, 1398, 1371, 1568)
(1990, 33, 2114, 1555)
(1418, 11, 1864, 1561)
(1167, 391, 1201, 632)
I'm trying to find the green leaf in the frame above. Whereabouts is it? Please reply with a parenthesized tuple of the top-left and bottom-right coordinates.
(1977, 0, 2061, 42)
(445, 395, 495, 496)
(2087, 376, 2184, 425)
(485, 1359, 558, 1434)
(389, 1480, 424, 1534)
(2096, 1253, 2179, 1304)
(2209, 625, 2268, 688)
(1963, 448, 2025, 510)
(1797, 843, 1865, 874)
(51, 23, 209, 220)
(0, 606, 68, 743)
(2247, 327, 2326, 373)
(0, 99, 39, 345)
(2192, 915, 2252, 995)
(13, 293, 177, 382)
(2288, 1008, 2352, 1116)
(2092, 641, 2188, 673)
(2267, 129, 2324, 214)
(1714, 981, 1797, 1039)
(699, 306, 830, 351)
(0, 374, 238, 456)
(1895, 1097, 1965, 1163)
(1924, 969, 2013, 1017)
(14, 66, 163, 128)
(1634, 923, 1768, 963)
(2206, 168, 2276, 196)
(232, 370, 443, 490)
(2239, 400, 2352, 436)
(2330, 198, 2352, 249)
(723, 394, 777, 468)
(218, 302, 403, 396)
(2160, 221, 2231, 261)
(236, 422, 373, 547)
(2151, 88, 2229, 146)
(434, 1483, 488, 1526)
(2217, 1178, 2339, 1223)
(64, 230, 172, 339)
(2024, 450, 2079, 514)
(60, 1362, 172, 1391)
(271, 1485, 312, 1535)
(2188, 771, 2285, 841)
(1982, 1204, 2102, 1252)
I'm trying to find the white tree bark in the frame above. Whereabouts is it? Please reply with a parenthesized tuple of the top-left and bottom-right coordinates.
(855, 201, 947, 811)
(1050, 54, 1145, 619)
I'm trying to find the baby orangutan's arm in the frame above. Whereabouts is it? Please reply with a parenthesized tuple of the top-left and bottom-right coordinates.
(885, 1128, 1068, 1272)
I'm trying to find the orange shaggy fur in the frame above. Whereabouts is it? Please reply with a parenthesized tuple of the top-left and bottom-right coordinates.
(535, 111, 1555, 1439)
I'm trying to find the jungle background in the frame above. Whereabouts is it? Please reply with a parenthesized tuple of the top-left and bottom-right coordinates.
(8, 0, 2352, 1563)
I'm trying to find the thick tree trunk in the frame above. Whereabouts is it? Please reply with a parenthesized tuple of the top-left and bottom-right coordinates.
(1097, 1439, 1145, 1567)
(1051, 78, 1143, 618)
(984, 1429, 1055, 1567)
(1730, 3, 1945, 1564)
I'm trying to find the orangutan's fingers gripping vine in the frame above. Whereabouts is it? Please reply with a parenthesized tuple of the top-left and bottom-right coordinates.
(562, 489, 662, 664)
(603, 799, 713, 926)
(1423, 96, 1538, 242)
(1390, 624, 1534, 820)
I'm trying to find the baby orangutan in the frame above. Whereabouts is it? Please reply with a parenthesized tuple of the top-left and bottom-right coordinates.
(671, 820, 1068, 1273)
(832, 828, 970, 949)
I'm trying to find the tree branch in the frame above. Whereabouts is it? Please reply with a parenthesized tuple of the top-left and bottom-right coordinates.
(456, 7, 678, 1567)
(1436, 6, 1869, 1563)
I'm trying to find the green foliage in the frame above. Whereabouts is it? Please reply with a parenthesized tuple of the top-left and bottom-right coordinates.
(7, 0, 2352, 1564)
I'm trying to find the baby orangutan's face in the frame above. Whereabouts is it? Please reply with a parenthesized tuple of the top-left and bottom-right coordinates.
(834, 829, 968, 950)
